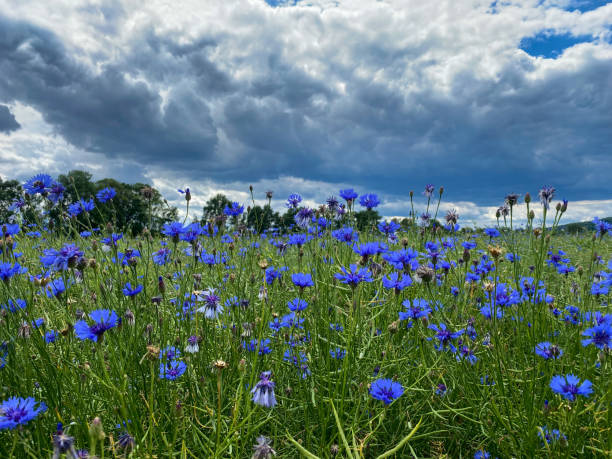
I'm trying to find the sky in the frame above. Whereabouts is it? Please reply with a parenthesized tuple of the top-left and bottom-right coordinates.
(0, 0, 611, 226)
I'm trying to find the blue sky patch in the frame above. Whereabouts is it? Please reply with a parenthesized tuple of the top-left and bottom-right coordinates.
(564, 0, 609, 13)
(520, 32, 593, 58)
(264, 0, 300, 6)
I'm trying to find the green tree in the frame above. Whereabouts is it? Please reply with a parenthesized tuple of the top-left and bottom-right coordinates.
(0, 178, 22, 222)
(202, 194, 232, 222)
(354, 209, 380, 232)
(247, 205, 275, 233)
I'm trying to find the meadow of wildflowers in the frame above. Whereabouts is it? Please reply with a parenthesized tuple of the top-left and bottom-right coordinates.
(0, 175, 611, 458)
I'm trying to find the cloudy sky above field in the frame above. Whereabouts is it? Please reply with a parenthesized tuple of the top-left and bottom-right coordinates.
(0, 0, 611, 225)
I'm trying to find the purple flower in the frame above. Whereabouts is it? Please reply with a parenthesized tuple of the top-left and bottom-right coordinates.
(224, 202, 244, 217)
(423, 184, 435, 197)
(251, 371, 277, 408)
(286, 193, 302, 209)
(538, 186, 555, 210)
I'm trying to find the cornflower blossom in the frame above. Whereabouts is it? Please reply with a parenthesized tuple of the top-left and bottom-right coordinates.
(224, 202, 244, 217)
(122, 282, 143, 297)
(550, 374, 592, 401)
(359, 193, 380, 210)
(339, 188, 358, 203)
(96, 187, 116, 203)
(196, 288, 223, 319)
(287, 298, 308, 312)
(23, 174, 54, 195)
(581, 324, 612, 350)
(428, 323, 464, 352)
(0, 396, 47, 430)
(286, 193, 302, 209)
(74, 309, 119, 342)
(291, 273, 313, 290)
(334, 264, 373, 287)
(251, 371, 277, 408)
(382, 272, 412, 292)
(399, 299, 431, 322)
(159, 360, 187, 380)
(535, 342, 563, 359)
(538, 186, 555, 210)
(423, 184, 435, 197)
(369, 378, 404, 404)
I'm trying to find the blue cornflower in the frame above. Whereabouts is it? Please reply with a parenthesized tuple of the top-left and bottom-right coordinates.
(153, 247, 171, 265)
(550, 374, 592, 401)
(479, 305, 503, 320)
(286, 193, 302, 209)
(287, 298, 308, 312)
(122, 283, 143, 297)
(359, 193, 380, 210)
(159, 360, 187, 380)
(353, 241, 387, 260)
(484, 228, 500, 238)
(456, 346, 477, 365)
(334, 264, 373, 287)
(265, 267, 282, 285)
(251, 371, 277, 408)
(535, 342, 563, 360)
(40, 243, 84, 271)
(45, 330, 58, 344)
(294, 207, 314, 227)
(96, 187, 116, 203)
(159, 346, 181, 361)
(0, 396, 47, 430)
(581, 324, 612, 350)
(428, 323, 464, 351)
(196, 288, 223, 319)
(369, 378, 404, 405)
(383, 248, 419, 270)
(451, 286, 459, 296)
(48, 182, 65, 203)
(474, 451, 491, 459)
(399, 298, 431, 321)
(378, 220, 400, 235)
(332, 227, 359, 244)
(593, 217, 612, 238)
(162, 222, 187, 241)
(224, 202, 244, 217)
(68, 199, 94, 217)
(339, 188, 358, 202)
(291, 272, 314, 289)
(46, 278, 67, 298)
(287, 233, 311, 247)
(1, 224, 20, 236)
(180, 222, 205, 243)
(0, 262, 25, 282)
(23, 174, 54, 195)
(101, 233, 123, 247)
(435, 383, 447, 396)
(74, 309, 119, 342)
(382, 272, 412, 292)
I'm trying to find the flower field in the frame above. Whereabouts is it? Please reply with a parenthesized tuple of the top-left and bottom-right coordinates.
(0, 176, 611, 458)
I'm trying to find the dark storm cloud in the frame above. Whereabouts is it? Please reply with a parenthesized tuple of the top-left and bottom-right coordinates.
(0, 105, 20, 133)
(0, 15, 219, 165)
(0, 4, 611, 206)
